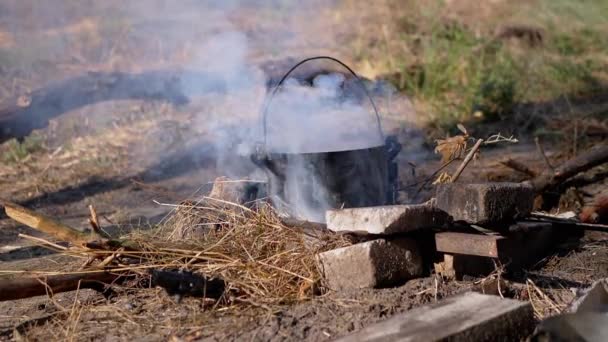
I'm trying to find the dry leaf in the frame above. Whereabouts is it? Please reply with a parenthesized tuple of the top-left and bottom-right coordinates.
(435, 135, 468, 163)
(434, 124, 470, 163)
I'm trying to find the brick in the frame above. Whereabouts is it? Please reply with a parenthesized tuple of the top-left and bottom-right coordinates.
(336, 292, 534, 342)
(316, 238, 422, 290)
(436, 182, 534, 224)
(325, 203, 450, 235)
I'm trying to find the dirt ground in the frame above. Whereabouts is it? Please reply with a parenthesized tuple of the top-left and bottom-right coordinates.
(1, 0, 607, 341)
(1, 231, 606, 341)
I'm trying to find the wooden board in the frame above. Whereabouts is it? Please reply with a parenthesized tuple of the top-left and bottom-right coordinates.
(336, 292, 534, 342)
(435, 232, 507, 258)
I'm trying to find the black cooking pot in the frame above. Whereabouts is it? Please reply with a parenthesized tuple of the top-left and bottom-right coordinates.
(252, 56, 400, 222)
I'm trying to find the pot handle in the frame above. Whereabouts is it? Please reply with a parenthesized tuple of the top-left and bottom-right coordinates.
(260, 56, 385, 149)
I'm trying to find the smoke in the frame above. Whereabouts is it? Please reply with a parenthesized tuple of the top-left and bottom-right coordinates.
(265, 73, 384, 153)
(1, 1, 404, 222)
(262, 71, 388, 221)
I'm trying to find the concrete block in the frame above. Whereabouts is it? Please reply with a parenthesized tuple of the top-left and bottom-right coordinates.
(208, 176, 265, 205)
(336, 292, 534, 342)
(317, 238, 423, 290)
(326, 203, 450, 235)
(436, 182, 534, 224)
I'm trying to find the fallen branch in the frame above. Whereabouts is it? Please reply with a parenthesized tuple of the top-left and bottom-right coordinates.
(2, 202, 91, 244)
(2, 201, 140, 251)
(530, 212, 608, 231)
(526, 144, 608, 193)
(0, 272, 122, 301)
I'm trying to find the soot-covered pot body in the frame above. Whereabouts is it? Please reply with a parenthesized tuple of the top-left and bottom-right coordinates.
(251, 137, 400, 222)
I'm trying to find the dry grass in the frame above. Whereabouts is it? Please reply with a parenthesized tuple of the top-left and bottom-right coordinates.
(4, 199, 351, 310)
(0, 198, 354, 340)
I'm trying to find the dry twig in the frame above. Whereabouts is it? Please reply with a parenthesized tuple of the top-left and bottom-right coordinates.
(535, 137, 554, 170)
(451, 139, 484, 182)
(3, 202, 90, 244)
(88, 205, 111, 239)
(500, 159, 538, 177)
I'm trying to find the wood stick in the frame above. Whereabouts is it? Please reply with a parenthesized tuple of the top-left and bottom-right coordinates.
(451, 139, 484, 182)
(280, 217, 329, 237)
(280, 217, 364, 243)
(18, 233, 68, 251)
(3, 202, 91, 244)
(500, 159, 538, 177)
(0, 272, 122, 301)
(529, 212, 608, 231)
(3, 202, 140, 252)
(527, 144, 608, 193)
(534, 137, 554, 170)
(88, 204, 111, 239)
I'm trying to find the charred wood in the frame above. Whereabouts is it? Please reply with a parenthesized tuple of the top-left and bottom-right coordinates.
(150, 269, 225, 299)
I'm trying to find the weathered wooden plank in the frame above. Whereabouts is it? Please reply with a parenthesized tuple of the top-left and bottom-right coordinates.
(435, 225, 560, 277)
(335, 292, 534, 342)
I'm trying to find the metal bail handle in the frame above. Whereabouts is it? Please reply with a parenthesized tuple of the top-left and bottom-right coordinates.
(260, 56, 385, 150)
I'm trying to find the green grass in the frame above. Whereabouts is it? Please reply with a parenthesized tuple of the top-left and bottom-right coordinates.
(354, 0, 608, 133)
(1, 135, 45, 163)
(391, 22, 523, 128)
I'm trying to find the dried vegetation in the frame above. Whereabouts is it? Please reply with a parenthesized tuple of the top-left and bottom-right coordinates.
(3, 199, 351, 309)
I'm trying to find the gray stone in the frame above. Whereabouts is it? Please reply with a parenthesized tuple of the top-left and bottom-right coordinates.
(336, 292, 534, 342)
(316, 238, 422, 290)
(436, 182, 534, 224)
(325, 203, 450, 235)
(570, 278, 608, 313)
(208, 176, 265, 205)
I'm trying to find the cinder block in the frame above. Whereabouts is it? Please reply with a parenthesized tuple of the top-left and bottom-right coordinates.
(436, 182, 534, 224)
(326, 204, 450, 235)
(317, 238, 423, 290)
